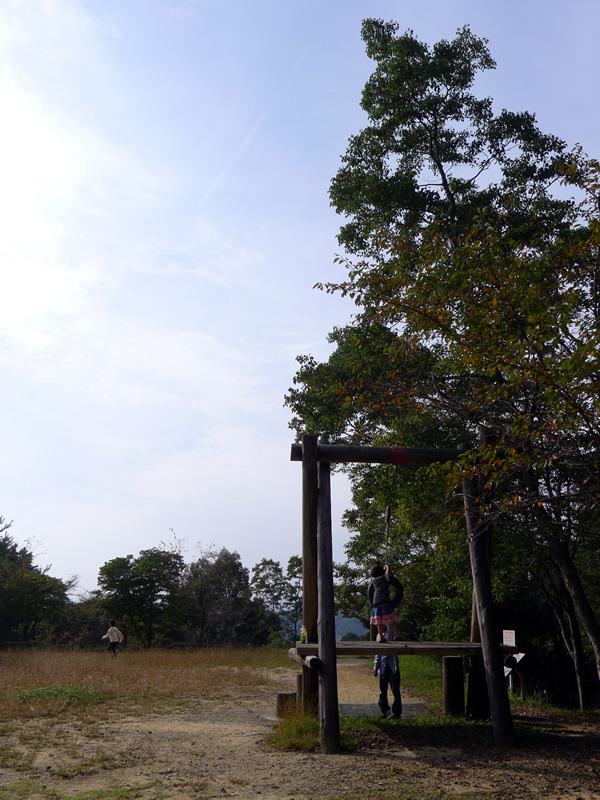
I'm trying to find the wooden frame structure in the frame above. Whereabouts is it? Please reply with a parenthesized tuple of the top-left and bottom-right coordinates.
(290, 434, 515, 752)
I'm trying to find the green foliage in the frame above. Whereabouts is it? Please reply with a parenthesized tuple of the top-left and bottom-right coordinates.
(0, 524, 72, 643)
(176, 546, 266, 646)
(283, 554, 303, 640)
(249, 555, 303, 644)
(251, 558, 286, 613)
(340, 631, 366, 641)
(92, 547, 303, 649)
(98, 547, 184, 648)
(0, 779, 62, 799)
(399, 655, 443, 712)
(53, 591, 106, 648)
(266, 710, 320, 751)
(330, 20, 571, 256)
(12, 685, 104, 706)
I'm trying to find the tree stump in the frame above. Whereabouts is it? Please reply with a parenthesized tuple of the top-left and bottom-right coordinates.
(276, 692, 297, 717)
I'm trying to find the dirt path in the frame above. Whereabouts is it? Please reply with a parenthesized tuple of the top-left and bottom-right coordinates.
(1, 659, 599, 799)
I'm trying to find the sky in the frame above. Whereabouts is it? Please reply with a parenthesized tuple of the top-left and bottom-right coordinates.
(1, 0, 600, 594)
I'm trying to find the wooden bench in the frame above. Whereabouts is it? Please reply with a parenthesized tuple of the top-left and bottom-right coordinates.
(290, 640, 519, 716)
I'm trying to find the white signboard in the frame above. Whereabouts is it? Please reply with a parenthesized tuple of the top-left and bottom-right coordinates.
(502, 630, 516, 647)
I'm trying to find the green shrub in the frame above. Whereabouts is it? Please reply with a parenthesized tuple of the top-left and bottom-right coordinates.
(12, 685, 104, 706)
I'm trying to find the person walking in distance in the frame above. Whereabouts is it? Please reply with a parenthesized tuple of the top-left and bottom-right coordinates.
(102, 620, 124, 657)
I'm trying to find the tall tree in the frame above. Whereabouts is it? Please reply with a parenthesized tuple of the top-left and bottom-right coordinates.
(178, 547, 255, 645)
(287, 20, 600, 696)
(283, 555, 303, 641)
(251, 558, 286, 614)
(330, 19, 571, 257)
(98, 548, 184, 648)
(250, 556, 304, 643)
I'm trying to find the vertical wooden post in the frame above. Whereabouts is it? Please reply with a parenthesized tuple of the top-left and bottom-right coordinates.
(301, 434, 319, 713)
(317, 459, 340, 753)
(296, 673, 303, 709)
(442, 656, 465, 716)
(463, 431, 514, 747)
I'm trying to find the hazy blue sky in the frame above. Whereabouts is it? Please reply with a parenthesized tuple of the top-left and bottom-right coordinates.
(1, 0, 599, 593)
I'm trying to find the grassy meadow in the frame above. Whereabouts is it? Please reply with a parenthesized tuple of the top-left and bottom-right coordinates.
(0, 648, 443, 720)
(0, 646, 448, 792)
(0, 646, 298, 797)
(0, 648, 447, 727)
(0, 646, 294, 726)
(0, 647, 444, 760)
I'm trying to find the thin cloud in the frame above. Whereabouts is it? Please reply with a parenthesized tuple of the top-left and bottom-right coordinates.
(199, 111, 268, 205)
(292, 45, 311, 72)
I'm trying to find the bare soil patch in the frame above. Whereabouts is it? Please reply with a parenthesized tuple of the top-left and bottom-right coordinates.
(1, 657, 599, 799)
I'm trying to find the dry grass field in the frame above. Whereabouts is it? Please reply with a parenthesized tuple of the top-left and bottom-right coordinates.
(1, 648, 599, 799)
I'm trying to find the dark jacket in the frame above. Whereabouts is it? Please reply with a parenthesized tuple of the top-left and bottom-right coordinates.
(374, 650, 400, 674)
(368, 571, 404, 608)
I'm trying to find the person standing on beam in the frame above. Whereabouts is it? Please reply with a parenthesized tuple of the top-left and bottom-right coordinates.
(368, 564, 403, 642)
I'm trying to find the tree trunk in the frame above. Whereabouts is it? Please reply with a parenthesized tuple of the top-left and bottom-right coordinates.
(464, 467, 514, 747)
(548, 537, 600, 683)
(537, 569, 590, 711)
(464, 435, 491, 721)
(466, 567, 491, 720)
(562, 591, 590, 711)
(520, 464, 600, 685)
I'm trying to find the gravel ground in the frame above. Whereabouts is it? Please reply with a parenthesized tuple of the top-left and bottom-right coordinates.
(1, 659, 599, 799)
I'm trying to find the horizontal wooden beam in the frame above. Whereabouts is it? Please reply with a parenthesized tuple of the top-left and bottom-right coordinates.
(288, 648, 322, 670)
(294, 641, 519, 658)
(290, 443, 461, 466)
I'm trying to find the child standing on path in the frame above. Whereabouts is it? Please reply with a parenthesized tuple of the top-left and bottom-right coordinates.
(102, 620, 124, 657)
(373, 626, 403, 719)
(368, 563, 403, 642)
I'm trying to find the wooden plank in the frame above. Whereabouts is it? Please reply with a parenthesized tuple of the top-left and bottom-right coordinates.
(317, 459, 340, 753)
(291, 443, 461, 465)
(294, 641, 518, 657)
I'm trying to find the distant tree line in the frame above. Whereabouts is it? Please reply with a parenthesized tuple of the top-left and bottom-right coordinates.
(0, 519, 303, 650)
(0, 519, 76, 644)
